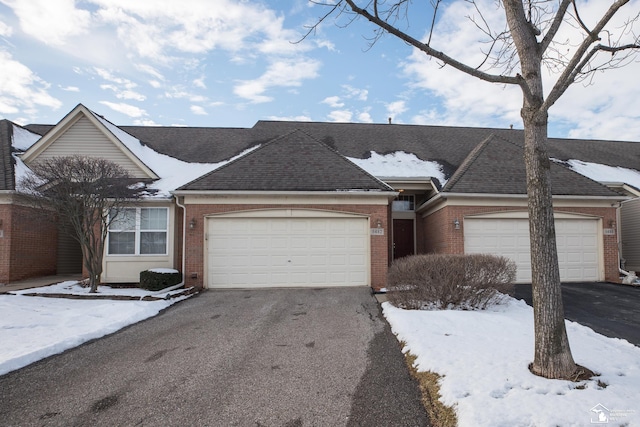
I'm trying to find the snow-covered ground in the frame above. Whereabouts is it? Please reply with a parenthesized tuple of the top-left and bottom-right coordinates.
(383, 298, 640, 426)
(0, 281, 190, 376)
(2, 281, 639, 425)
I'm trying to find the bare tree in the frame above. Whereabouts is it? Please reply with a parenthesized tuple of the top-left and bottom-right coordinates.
(19, 156, 146, 293)
(308, 0, 640, 379)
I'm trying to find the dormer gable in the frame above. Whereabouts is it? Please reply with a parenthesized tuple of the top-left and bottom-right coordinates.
(20, 104, 158, 180)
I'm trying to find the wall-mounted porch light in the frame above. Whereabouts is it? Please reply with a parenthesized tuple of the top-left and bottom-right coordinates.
(376, 219, 383, 228)
(189, 218, 197, 230)
(453, 218, 460, 230)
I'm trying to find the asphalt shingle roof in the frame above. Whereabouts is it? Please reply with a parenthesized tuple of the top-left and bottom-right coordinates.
(443, 134, 621, 196)
(178, 129, 391, 192)
(20, 118, 640, 196)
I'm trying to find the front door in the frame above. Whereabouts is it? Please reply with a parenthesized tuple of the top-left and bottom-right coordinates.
(393, 219, 414, 259)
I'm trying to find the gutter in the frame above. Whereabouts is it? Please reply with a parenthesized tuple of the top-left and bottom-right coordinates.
(416, 192, 629, 213)
(171, 190, 398, 197)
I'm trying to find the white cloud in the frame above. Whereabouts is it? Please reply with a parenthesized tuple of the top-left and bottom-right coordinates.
(0, 20, 13, 37)
(386, 100, 407, 119)
(2, 0, 91, 46)
(343, 84, 368, 101)
(190, 105, 207, 115)
(193, 76, 206, 89)
(135, 63, 165, 81)
(321, 96, 344, 108)
(0, 50, 62, 116)
(94, 68, 146, 101)
(234, 58, 320, 103)
(99, 101, 147, 118)
(398, 0, 640, 136)
(266, 114, 312, 122)
(164, 88, 207, 103)
(327, 110, 353, 122)
(59, 85, 80, 92)
(357, 111, 373, 123)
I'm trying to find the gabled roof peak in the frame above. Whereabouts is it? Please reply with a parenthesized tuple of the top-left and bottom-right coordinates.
(177, 128, 393, 192)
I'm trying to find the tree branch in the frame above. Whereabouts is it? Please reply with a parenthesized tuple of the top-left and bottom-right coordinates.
(543, 0, 635, 111)
(343, 0, 521, 86)
(540, 0, 573, 53)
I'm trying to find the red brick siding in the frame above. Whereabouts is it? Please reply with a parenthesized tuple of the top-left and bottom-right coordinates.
(0, 204, 57, 283)
(419, 205, 619, 283)
(183, 204, 389, 290)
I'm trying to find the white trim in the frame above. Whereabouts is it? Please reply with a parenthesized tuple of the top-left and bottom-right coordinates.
(20, 104, 158, 179)
(205, 208, 371, 219)
(464, 210, 603, 220)
(180, 192, 396, 205)
(106, 207, 169, 256)
(204, 209, 371, 288)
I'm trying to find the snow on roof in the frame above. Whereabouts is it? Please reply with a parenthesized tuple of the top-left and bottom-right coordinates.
(562, 159, 640, 190)
(10, 124, 42, 185)
(91, 112, 259, 197)
(347, 151, 447, 187)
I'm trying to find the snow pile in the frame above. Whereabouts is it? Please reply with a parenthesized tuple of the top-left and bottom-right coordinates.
(383, 298, 640, 426)
(347, 151, 447, 187)
(1, 283, 190, 376)
(562, 159, 640, 190)
(93, 113, 259, 197)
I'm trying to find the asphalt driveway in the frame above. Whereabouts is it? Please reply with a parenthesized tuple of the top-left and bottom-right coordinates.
(515, 282, 640, 346)
(0, 288, 429, 426)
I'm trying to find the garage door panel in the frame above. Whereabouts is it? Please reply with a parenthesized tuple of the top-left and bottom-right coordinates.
(207, 216, 369, 288)
(465, 217, 600, 283)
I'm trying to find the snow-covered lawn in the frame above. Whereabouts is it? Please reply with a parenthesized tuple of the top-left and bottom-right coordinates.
(0, 281, 190, 376)
(383, 297, 640, 426)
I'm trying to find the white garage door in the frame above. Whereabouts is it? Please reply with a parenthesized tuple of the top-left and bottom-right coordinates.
(206, 215, 369, 288)
(464, 217, 600, 283)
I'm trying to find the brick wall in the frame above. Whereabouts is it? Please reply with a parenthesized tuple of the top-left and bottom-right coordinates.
(0, 204, 57, 283)
(0, 205, 10, 283)
(183, 204, 389, 290)
(419, 205, 620, 283)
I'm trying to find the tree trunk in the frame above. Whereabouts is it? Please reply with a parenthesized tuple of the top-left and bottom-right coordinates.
(502, 0, 580, 381)
(522, 102, 578, 380)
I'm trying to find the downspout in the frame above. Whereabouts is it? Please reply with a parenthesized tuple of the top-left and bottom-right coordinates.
(171, 195, 187, 289)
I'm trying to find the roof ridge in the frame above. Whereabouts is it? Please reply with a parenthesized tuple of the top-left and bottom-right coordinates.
(442, 133, 496, 191)
(301, 129, 396, 191)
(175, 129, 302, 190)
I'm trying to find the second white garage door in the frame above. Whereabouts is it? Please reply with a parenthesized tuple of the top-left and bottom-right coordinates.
(464, 216, 601, 283)
(206, 214, 369, 288)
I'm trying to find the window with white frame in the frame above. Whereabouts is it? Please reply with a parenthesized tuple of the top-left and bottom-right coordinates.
(108, 207, 168, 255)
(392, 194, 415, 211)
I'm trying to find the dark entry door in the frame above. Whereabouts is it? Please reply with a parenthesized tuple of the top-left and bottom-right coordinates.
(393, 219, 414, 259)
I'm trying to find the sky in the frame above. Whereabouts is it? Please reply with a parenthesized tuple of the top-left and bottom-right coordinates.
(1, 0, 640, 141)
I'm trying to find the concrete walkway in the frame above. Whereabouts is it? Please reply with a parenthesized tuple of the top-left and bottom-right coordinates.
(0, 274, 82, 293)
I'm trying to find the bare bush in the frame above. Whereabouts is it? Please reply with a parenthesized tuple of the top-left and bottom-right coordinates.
(387, 254, 516, 310)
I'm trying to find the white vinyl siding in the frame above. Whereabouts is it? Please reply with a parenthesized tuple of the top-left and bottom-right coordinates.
(464, 217, 601, 283)
(34, 116, 149, 178)
(621, 198, 640, 271)
(206, 213, 369, 288)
